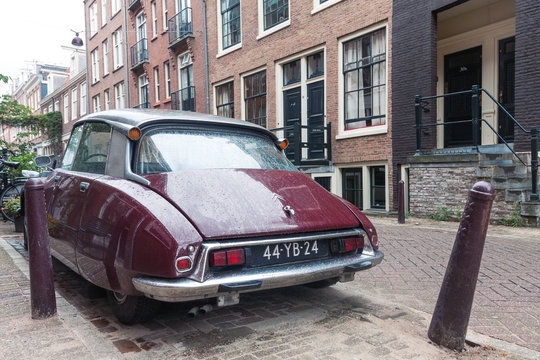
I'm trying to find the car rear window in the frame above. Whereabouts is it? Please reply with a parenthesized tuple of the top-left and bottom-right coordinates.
(136, 129, 297, 174)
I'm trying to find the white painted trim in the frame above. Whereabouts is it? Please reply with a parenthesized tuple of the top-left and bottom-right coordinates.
(212, 76, 234, 116)
(436, 18, 515, 148)
(216, 0, 242, 57)
(257, 0, 291, 40)
(336, 162, 390, 211)
(240, 66, 267, 122)
(337, 23, 389, 139)
(311, 0, 342, 15)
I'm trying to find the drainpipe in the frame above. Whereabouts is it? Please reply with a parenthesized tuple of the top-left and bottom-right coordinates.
(123, 2, 130, 107)
(84, 7, 91, 114)
(203, 0, 210, 113)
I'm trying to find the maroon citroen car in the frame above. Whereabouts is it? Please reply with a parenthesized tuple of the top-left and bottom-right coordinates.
(30, 110, 383, 324)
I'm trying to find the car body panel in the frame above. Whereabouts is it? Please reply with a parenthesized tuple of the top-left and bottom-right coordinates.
(144, 169, 360, 239)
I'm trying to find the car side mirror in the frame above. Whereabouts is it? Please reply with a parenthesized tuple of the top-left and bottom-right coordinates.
(34, 155, 52, 168)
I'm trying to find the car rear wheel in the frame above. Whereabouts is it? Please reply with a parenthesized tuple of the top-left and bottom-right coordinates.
(304, 277, 339, 288)
(107, 291, 161, 325)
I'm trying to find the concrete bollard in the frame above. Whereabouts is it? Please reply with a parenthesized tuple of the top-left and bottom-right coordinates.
(428, 181, 495, 351)
(398, 180, 405, 224)
(24, 178, 57, 319)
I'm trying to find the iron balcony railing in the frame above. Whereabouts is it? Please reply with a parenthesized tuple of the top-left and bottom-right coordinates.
(130, 38, 148, 69)
(414, 85, 538, 201)
(270, 122, 332, 167)
(168, 7, 193, 47)
(171, 86, 196, 111)
(128, 0, 141, 10)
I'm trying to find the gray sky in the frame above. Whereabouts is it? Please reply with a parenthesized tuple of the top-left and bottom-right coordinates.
(0, 0, 85, 95)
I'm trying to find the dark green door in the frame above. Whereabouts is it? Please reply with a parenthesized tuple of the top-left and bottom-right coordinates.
(284, 87, 301, 161)
(307, 80, 324, 159)
(498, 36, 515, 143)
(444, 46, 482, 147)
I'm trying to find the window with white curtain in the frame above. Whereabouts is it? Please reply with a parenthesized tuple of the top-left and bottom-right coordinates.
(90, 2, 98, 36)
(113, 28, 123, 69)
(93, 95, 101, 113)
(151, 1, 158, 37)
(343, 28, 386, 131)
(71, 88, 78, 119)
(63, 94, 70, 123)
(103, 39, 109, 75)
(162, 0, 168, 30)
(101, 0, 107, 25)
(91, 48, 100, 83)
(80, 82, 87, 115)
(111, 0, 121, 15)
(104, 89, 110, 110)
(114, 82, 125, 109)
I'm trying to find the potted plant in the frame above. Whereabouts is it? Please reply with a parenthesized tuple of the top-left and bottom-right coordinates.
(2, 197, 23, 232)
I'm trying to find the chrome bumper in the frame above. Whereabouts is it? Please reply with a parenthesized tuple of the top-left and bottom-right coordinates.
(132, 248, 384, 303)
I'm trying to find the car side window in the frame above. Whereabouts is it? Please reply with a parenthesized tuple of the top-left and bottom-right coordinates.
(71, 122, 112, 174)
(60, 125, 84, 170)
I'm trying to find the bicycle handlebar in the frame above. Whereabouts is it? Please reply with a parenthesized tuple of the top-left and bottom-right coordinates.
(0, 159, 20, 169)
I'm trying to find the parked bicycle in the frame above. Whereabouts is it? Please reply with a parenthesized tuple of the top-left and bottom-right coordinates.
(0, 148, 26, 222)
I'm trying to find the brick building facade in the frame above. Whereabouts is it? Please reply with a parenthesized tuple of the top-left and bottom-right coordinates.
(206, 0, 394, 213)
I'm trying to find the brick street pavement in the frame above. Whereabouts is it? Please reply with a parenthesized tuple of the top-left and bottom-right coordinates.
(355, 217, 540, 354)
(0, 219, 532, 359)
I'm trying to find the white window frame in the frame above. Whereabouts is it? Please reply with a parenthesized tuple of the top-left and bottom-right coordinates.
(90, 2, 98, 37)
(104, 89, 110, 110)
(138, 74, 149, 106)
(162, 0, 168, 31)
(337, 23, 388, 140)
(111, 0, 121, 16)
(154, 66, 161, 102)
(136, 12, 147, 42)
(311, 0, 342, 15)
(151, 1, 158, 37)
(240, 66, 267, 125)
(336, 163, 389, 212)
(114, 82, 125, 109)
(91, 48, 100, 83)
(216, 0, 242, 58)
(164, 61, 171, 99)
(112, 28, 123, 69)
(257, 0, 290, 40)
(63, 94, 70, 123)
(102, 39, 109, 76)
(80, 82, 87, 116)
(213, 77, 234, 116)
(101, 0, 108, 25)
(92, 95, 101, 113)
(71, 88, 78, 119)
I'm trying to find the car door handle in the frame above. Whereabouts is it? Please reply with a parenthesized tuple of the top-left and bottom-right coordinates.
(80, 182, 90, 193)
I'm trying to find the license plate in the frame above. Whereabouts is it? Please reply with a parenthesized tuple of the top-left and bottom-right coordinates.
(246, 240, 329, 267)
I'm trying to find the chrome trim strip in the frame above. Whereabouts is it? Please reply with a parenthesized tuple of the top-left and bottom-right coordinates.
(189, 229, 366, 282)
(132, 250, 383, 302)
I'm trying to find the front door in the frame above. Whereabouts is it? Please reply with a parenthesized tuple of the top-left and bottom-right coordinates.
(307, 80, 324, 159)
(444, 46, 482, 147)
(283, 87, 301, 161)
(498, 36, 515, 143)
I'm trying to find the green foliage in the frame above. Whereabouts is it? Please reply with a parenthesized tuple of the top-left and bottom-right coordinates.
(430, 206, 462, 222)
(497, 201, 524, 227)
(2, 197, 20, 217)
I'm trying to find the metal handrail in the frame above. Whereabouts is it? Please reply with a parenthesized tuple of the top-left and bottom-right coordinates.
(171, 86, 196, 111)
(168, 7, 193, 45)
(414, 85, 538, 201)
(130, 38, 148, 68)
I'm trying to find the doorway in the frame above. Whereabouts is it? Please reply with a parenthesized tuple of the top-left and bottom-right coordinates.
(444, 46, 482, 147)
(498, 36, 515, 143)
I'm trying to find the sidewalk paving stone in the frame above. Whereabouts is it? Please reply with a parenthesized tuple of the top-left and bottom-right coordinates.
(0, 219, 534, 359)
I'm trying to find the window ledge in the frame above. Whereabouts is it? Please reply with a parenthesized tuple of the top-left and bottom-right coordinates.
(336, 125, 387, 140)
(112, 65, 124, 73)
(163, 98, 171, 104)
(311, 0, 342, 15)
(217, 43, 242, 58)
(256, 20, 290, 41)
(151, 35, 158, 42)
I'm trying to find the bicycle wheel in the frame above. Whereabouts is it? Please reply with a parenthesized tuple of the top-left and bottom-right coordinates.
(1, 182, 25, 222)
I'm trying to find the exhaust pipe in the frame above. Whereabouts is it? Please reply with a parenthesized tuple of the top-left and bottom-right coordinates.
(199, 304, 213, 314)
(187, 306, 200, 318)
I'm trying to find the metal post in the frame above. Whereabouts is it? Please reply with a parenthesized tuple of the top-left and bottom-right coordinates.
(471, 85, 480, 150)
(398, 180, 405, 224)
(294, 122, 301, 165)
(415, 95, 422, 154)
(25, 178, 57, 319)
(428, 181, 495, 351)
(531, 127, 539, 201)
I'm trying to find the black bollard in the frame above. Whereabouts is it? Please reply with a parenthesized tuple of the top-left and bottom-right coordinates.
(25, 178, 57, 319)
(398, 180, 405, 224)
(428, 181, 495, 351)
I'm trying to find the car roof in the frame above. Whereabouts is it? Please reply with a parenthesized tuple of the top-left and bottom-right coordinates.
(74, 109, 277, 139)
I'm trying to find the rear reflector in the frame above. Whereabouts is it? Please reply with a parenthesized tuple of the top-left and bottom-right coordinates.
(332, 236, 364, 254)
(210, 248, 246, 267)
(176, 257, 192, 272)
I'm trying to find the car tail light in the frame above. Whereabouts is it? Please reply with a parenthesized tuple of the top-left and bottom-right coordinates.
(331, 236, 364, 254)
(227, 249, 245, 265)
(175, 257, 192, 273)
(371, 235, 378, 250)
(210, 248, 245, 267)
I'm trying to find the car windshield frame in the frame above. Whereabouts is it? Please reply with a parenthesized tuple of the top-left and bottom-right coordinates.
(133, 124, 298, 175)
